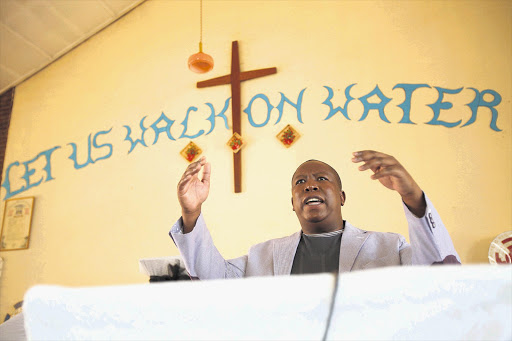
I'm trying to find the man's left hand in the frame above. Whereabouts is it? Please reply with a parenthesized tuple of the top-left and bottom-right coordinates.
(352, 150, 426, 217)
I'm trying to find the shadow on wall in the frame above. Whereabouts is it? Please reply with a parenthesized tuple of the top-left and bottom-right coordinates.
(468, 237, 495, 264)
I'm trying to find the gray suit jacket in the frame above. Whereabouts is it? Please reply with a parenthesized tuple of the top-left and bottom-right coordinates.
(170, 194, 460, 279)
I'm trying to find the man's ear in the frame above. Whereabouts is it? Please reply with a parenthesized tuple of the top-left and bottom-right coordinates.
(340, 190, 346, 206)
(291, 197, 295, 211)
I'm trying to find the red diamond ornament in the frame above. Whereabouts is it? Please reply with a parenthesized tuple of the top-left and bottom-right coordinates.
(180, 141, 202, 163)
(277, 124, 300, 148)
(227, 132, 244, 154)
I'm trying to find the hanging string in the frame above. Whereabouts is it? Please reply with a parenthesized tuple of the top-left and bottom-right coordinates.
(188, 0, 213, 73)
(199, 0, 203, 51)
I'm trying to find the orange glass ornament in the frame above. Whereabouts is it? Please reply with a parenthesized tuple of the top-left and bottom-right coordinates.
(188, 42, 214, 73)
(188, 0, 213, 74)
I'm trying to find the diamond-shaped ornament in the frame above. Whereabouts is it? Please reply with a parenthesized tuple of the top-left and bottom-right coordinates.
(180, 141, 202, 163)
(277, 124, 300, 148)
(226, 132, 244, 153)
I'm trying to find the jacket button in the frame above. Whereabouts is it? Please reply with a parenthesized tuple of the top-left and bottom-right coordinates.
(428, 213, 435, 228)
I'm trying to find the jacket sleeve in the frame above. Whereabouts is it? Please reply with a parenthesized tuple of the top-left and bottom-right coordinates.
(403, 192, 461, 265)
(169, 213, 248, 279)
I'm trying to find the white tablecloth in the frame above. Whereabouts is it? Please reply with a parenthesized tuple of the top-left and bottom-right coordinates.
(21, 265, 512, 340)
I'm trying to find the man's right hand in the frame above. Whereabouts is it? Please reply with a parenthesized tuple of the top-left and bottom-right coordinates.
(177, 156, 211, 233)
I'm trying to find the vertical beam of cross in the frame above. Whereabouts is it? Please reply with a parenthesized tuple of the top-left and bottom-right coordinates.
(197, 41, 277, 193)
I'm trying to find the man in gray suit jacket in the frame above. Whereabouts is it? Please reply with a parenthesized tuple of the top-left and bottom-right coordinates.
(170, 150, 460, 279)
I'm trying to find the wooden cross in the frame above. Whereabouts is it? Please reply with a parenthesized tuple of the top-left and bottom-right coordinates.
(197, 41, 277, 193)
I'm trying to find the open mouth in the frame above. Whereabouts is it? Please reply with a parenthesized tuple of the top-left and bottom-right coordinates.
(304, 197, 324, 206)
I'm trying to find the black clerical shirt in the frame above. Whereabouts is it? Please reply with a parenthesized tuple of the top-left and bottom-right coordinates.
(290, 228, 343, 275)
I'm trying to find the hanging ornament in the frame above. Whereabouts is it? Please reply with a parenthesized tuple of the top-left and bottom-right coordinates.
(180, 141, 203, 163)
(277, 124, 301, 148)
(226, 132, 244, 154)
(188, 0, 214, 73)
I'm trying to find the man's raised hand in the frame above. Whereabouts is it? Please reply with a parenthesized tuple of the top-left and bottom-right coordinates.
(352, 150, 426, 217)
(177, 156, 211, 232)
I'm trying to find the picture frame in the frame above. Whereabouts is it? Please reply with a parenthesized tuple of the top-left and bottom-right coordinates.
(0, 197, 35, 251)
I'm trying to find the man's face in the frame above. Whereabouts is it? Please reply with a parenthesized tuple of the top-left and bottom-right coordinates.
(291, 161, 346, 232)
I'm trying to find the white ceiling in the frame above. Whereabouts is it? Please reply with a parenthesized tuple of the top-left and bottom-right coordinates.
(0, 0, 146, 94)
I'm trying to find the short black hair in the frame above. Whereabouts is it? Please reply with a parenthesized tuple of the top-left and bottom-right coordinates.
(293, 159, 342, 190)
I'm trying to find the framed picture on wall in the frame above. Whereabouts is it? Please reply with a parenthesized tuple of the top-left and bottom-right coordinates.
(0, 197, 35, 251)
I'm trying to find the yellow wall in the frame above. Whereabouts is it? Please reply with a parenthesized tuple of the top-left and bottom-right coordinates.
(1, 0, 510, 318)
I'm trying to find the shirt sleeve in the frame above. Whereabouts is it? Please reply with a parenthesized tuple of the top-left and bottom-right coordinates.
(398, 234, 412, 265)
(169, 213, 248, 279)
(403, 192, 461, 265)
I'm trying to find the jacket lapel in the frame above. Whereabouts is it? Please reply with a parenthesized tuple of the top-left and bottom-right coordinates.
(339, 222, 370, 273)
(273, 232, 301, 275)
